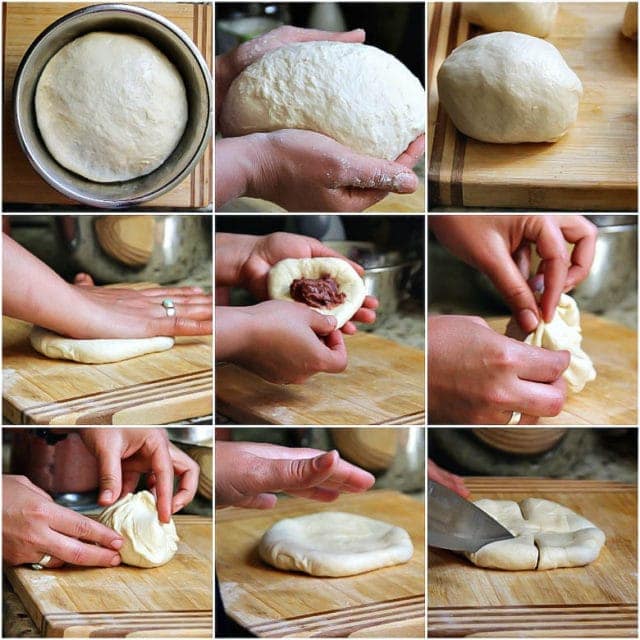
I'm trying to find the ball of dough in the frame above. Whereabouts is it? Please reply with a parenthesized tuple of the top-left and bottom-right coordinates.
(268, 257, 366, 329)
(35, 32, 188, 182)
(622, 2, 637, 39)
(98, 491, 179, 568)
(462, 2, 558, 38)
(259, 512, 413, 577)
(437, 32, 582, 143)
(220, 41, 425, 161)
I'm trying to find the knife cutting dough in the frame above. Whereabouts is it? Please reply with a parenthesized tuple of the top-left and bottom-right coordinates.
(465, 498, 605, 570)
(215, 25, 425, 212)
(3, 233, 212, 360)
(428, 215, 598, 425)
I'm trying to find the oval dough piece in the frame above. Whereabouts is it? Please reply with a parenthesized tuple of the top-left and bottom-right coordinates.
(622, 2, 638, 39)
(98, 491, 179, 568)
(30, 326, 174, 364)
(220, 41, 425, 161)
(465, 498, 605, 571)
(268, 257, 366, 329)
(35, 32, 188, 182)
(259, 512, 413, 577)
(437, 31, 582, 143)
(462, 3, 558, 38)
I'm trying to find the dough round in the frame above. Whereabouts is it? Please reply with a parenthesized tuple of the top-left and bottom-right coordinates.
(30, 326, 174, 364)
(35, 32, 188, 182)
(507, 294, 596, 393)
(98, 491, 179, 568)
(268, 257, 366, 329)
(622, 2, 637, 39)
(465, 498, 605, 571)
(462, 3, 558, 38)
(259, 512, 413, 577)
(437, 32, 582, 143)
(220, 41, 425, 161)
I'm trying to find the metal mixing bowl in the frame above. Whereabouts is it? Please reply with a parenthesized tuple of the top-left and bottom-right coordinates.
(14, 4, 212, 208)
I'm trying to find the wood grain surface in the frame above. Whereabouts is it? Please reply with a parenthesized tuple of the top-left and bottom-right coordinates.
(216, 490, 425, 638)
(215, 332, 425, 425)
(486, 312, 637, 425)
(5, 515, 213, 638)
(428, 477, 638, 637)
(2, 316, 212, 424)
(2, 2, 212, 209)
(428, 2, 638, 210)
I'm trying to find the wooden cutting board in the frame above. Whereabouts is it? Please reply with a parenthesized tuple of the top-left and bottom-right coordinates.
(428, 477, 637, 637)
(216, 490, 425, 638)
(428, 2, 637, 210)
(2, 317, 212, 424)
(2, 2, 212, 210)
(5, 515, 212, 637)
(486, 312, 637, 424)
(215, 332, 425, 424)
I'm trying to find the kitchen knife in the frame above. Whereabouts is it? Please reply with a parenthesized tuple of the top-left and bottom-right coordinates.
(428, 480, 515, 552)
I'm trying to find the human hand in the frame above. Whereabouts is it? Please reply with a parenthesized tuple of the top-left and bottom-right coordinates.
(428, 315, 570, 424)
(428, 459, 470, 498)
(430, 215, 597, 332)
(215, 441, 375, 509)
(67, 274, 212, 339)
(78, 428, 200, 523)
(216, 130, 424, 212)
(216, 26, 365, 119)
(218, 301, 348, 384)
(2, 475, 123, 568)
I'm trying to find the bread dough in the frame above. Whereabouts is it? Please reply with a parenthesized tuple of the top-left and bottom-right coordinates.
(622, 3, 637, 39)
(268, 257, 366, 329)
(220, 41, 425, 161)
(98, 491, 179, 568)
(507, 294, 596, 393)
(259, 512, 413, 577)
(30, 326, 174, 364)
(437, 32, 582, 143)
(465, 498, 605, 570)
(35, 32, 188, 182)
(462, 3, 558, 37)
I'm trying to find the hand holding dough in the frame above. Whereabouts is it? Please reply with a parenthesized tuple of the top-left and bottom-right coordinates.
(259, 511, 413, 577)
(98, 491, 179, 568)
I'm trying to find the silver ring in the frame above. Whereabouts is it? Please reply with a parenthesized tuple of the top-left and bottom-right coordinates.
(162, 298, 176, 317)
(507, 411, 522, 425)
(31, 554, 51, 570)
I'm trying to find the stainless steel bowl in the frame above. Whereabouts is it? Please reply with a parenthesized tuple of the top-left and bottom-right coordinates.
(14, 4, 212, 208)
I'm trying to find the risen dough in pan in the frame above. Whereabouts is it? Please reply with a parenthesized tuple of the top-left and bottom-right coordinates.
(259, 511, 413, 577)
(30, 326, 174, 364)
(462, 2, 558, 37)
(35, 31, 188, 182)
(268, 257, 366, 329)
(98, 491, 179, 568)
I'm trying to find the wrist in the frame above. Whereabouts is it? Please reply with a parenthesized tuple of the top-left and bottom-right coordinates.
(215, 307, 253, 363)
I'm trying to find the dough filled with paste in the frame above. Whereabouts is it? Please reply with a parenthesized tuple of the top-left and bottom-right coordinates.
(259, 511, 413, 577)
(465, 498, 605, 571)
(98, 491, 179, 568)
(268, 257, 366, 329)
(35, 32, 188, 182)
(29, 326, 174, 364)
(221, 41, 425, 161)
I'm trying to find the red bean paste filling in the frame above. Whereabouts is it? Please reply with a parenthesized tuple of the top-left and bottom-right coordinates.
(290, 273, 346, 309)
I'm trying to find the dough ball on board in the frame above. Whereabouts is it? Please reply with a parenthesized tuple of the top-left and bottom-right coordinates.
(98, 491, 179, 568)
(35, 32, 188, 182)
(437, 31, 582, 143)
(462, 2, 559, 38)
(268, 257, 366, 329)
(29, 326, 174, 364)
(259, 511, 414, 577)
(465, 498, 605, 571)
(220, 41, 425, 161)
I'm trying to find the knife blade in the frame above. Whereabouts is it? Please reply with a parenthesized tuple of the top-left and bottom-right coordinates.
(428, 480, 515, 552)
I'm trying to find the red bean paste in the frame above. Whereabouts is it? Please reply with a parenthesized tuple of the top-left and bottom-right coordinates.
(290, 273, 346, 309)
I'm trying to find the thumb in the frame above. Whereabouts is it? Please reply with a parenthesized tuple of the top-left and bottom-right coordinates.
(308, 310, 338, 335)
(96, 450, 123, 507)
(335, 154, 418, 194)
(254, 451, 338, 494)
